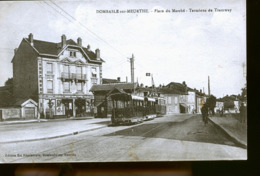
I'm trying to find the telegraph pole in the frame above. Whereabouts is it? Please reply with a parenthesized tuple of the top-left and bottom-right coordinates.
(129, 54, 135, 83)
(208, 76, 211, 96)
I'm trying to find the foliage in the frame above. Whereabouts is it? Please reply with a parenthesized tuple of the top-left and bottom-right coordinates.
(4, 78, 13, 86)
(224, 101, 235, 109)
(241, 84, 247, 101)
(206, 95, 216, 115)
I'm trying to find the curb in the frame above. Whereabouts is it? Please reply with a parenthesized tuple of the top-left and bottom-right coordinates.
(208, 117, 247, 149)
(0, 125, 107, 144)
(0, 117, 98, 125)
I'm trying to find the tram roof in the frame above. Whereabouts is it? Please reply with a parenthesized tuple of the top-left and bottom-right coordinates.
(90, 83, 137, 92)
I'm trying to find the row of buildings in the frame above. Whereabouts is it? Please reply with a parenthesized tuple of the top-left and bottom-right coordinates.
(0, 34, 232, 120)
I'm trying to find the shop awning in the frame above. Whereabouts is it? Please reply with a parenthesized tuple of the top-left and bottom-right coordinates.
(180, 103, 188, 108)
(131, 95, 144, 101)
(145, 97, 156, 102)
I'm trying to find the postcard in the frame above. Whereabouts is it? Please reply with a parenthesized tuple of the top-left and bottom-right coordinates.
(0, 0, 246, 163)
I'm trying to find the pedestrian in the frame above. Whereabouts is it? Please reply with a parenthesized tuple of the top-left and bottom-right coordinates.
(239, 103, 246, 123)
(201, 104, 209, 125)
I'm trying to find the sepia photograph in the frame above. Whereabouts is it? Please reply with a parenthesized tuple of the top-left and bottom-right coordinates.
(0, 0, 246, 163)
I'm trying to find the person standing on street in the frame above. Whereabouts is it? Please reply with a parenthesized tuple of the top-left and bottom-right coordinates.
(239, 103, 246, 123)
(201, 104, 209, 125)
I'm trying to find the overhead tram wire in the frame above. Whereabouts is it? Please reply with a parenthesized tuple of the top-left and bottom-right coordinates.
(43, 1, 130, 69)
(48, 0, 128, 59)
(42, 1, 104, 47)
(41, 1, 131, 73)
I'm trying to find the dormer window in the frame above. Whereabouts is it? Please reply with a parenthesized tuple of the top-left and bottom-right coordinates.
(70, 51, 77, 57)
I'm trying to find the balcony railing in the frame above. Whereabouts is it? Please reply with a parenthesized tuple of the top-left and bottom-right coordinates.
(72, 73, 87, 80)
(61, 72, 73, 80)
(61, 72, 87, 82)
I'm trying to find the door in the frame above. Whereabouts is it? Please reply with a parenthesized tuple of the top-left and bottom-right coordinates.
(24, 107, 35, 118)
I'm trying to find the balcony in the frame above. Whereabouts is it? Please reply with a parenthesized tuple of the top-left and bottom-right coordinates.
(72, 73, 87, 81)
(61, 72, 73, 81)
(61, 72, 87, 82)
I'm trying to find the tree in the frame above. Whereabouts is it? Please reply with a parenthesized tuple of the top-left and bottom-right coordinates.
(4, 78, 13, 86)
(206, 95, 216, 115)
(224, 101, 235, 110)
(241, 84, 247, 101)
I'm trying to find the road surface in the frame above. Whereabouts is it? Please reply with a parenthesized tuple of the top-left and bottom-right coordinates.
(0, 114, 246, 162)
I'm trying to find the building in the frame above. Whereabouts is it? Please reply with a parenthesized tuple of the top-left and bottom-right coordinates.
(102, 77, 122, 84)
(195, 89, 207, 114)
(12, 33, 104, 118)
(157, 82, 188, 114)
(157, 82, 205, 114)
(0, 99, 38, 120)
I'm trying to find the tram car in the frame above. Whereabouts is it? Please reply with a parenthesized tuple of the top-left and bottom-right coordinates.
(109, 92, 157, 125)
(155, 97, 166, 117)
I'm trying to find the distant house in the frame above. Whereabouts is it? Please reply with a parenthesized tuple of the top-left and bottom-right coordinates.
(157, 82, 189, 114)
(157, 87, 185, 114)
(194, 89, 207, 114)
(218, 95, 241, 113)
(215, 101, 224, 113)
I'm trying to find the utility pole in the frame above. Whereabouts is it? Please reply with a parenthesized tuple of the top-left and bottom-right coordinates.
(129, 54, 135, 83)
(208, 76, 211, 96)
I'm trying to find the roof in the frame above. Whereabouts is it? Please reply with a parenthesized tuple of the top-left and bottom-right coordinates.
(90, 83, 137, 92)
(157, 88, 187, 95)
(13, 98, 37, 107)
(22, 37, 104, 63)
(102, 78, 120, 84)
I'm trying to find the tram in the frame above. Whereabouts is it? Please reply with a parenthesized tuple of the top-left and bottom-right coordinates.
(155, 97, 166, 117)
(109, 92, 157, 125)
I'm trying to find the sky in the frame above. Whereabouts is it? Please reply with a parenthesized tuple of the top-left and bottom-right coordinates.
(0, 0, 246, 98)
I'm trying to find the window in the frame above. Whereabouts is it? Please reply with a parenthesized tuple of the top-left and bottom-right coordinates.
(76, 66, 82, 74)
(63, 65, 69, 73)
(64, 82, 70, 92)
(70, 51, 77, 57)
(47, 80, 53, 93)
(168, 97, 171, 104)
(46, 63, 53, 73)
(92, 67, 96, 72)
(92, 79, 97, 84)
(77, 82, 83, 91)
(92, 73, 97, 78)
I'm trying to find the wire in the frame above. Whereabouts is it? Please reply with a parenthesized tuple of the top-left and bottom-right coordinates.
(42, 1, 130, 69)
(48, 0, 128, 58)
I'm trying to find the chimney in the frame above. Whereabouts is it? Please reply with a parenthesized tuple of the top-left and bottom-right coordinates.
(87, 45, 90, 51)
(126, 76, 128, 83)
(77, 37, 82, 47)
(61, 34, 66, 48)
(117, 77, 121, 82)
(28, 33, 33, 46)
(95, 48, 100, 60)
(14, 48, 17, 55)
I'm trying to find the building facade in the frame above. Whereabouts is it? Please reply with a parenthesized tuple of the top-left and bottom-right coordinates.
(12, 33, 104, 118)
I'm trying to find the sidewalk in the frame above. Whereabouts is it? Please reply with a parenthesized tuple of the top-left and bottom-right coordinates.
(0, 117, 111, 143)
(209, 115, 247, 148)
